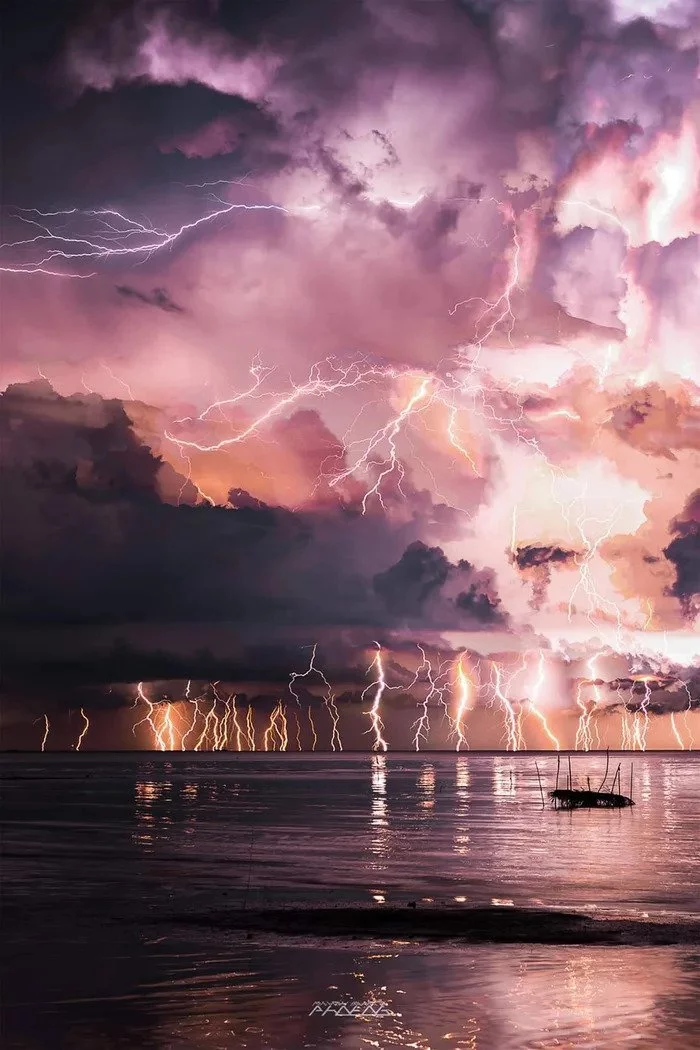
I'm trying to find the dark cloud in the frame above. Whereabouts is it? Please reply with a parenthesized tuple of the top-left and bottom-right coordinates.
(374, 540, 507, 627)
(1, 382, 506, 642)
(664, 489, 700, 617)
(115, 284, 184, 312)
(511, 543, 578, 610)
(513, 544, 577, 571)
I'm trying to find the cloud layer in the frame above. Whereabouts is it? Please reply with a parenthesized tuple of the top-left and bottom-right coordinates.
(1, 0, 699, 745)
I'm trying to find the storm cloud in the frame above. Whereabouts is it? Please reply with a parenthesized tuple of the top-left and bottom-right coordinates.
(1, 0, 699, 745)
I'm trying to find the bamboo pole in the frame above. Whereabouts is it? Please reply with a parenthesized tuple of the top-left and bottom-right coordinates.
(611, 763, 621, 795)
(535, 762, 545, 808)
(555, 754, 560, 809)
(598, 747, 610, 792)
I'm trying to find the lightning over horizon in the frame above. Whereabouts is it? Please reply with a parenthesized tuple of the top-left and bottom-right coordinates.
(1, 0, 698, 752)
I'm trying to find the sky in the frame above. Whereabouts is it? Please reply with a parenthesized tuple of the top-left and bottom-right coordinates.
(1, 0, 699, 750)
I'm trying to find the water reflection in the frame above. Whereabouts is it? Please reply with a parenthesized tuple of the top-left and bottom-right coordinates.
(492, 758, 517, 798)
(454, 756, 471, 857)
(369, 754, 389, 871)
(417, 762, 435, 813)
(3, 752, 700, 1049)
(134, 779, 173, 847)
(8, 940, 695, 1050)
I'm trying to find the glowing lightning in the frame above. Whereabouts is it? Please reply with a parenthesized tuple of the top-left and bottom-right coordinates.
(75, 708, 90, 751)
(527, 651, 561, 750)
(288, 643, 343, 751)
(362, 643, 389, 752)
(36, 714, 50, 753)
(1, 199, 291, 277)
(453, 654, 472, 751)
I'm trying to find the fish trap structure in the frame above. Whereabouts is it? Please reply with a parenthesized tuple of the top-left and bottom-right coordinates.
(550, 788, 634, 810)
(535, 752, 635, 810)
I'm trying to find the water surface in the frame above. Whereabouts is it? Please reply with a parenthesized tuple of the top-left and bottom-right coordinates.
(2, 752, 699, 1048)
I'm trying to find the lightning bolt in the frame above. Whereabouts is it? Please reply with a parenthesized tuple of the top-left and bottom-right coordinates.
(245, 705, 256, 751)
(488, 662, 523, 752)
(132, 682, 166, 750)
(231, 695, 245, 751)
(35, 714, 50, 752)
(362, 643, 389, 752)
(453, 653, 472, 752)
(527, 651, 561, 750)
(1, 198, 291, 276)
(449, 203, 522, 350)
(75, 707, 90, 751)
(288, 643, 343, 751)
(410, 645, 452, 750)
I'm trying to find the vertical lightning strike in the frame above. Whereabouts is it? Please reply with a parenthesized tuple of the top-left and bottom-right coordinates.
(633, 678, 652, 751)
(36, 714, 50, 752)
(231, 696, 245, 752)
(181, 688, 204, 751)
(453, 654, 472, 752)
(643, 598, 654, 631)
(292, 710, 303, 751)
(133, 682, 167, 751)
(490, 664, 521, 751)
(211, 686, 222, 750)
(445, 403, 480, 475)
(527, 651, 561, 750)
(574, 680, 594, 752)
(245, 705, 256, 751)
(510, 504, 518, 556)
(670, 711, 685, 750)
(410, 646, 431, 750)
(362, 643, 389, 752)
(449, 207, 522, 349)
(307, 706, 318, 751)
(288, 643, 342, 751)
(278, 703, 289, 751)
(193, 693, 218, 751)
(220, 695, 233, 750)
(619, 699, 634, 751)
(75, 707, 90, 751)
(159, 702, 180, 751)
(587, 657, 604, 750)
(263, 708, 276, 752)
(209, 684, 228, 750)
(574, 654, 605, 751)
(325, 689, 343, 751)
(411, 646, 455, 747)
(561, 479, 628, 653)
(263, 701, 289, 751)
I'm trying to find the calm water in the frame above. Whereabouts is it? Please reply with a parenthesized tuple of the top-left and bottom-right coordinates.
(2, 751, 700, 1049)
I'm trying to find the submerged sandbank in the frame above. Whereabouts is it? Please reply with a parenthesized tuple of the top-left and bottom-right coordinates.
(162, 906, 700, 946)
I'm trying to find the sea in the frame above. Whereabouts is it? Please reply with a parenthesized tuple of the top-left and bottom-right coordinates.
(2, 751, 699, 1049)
